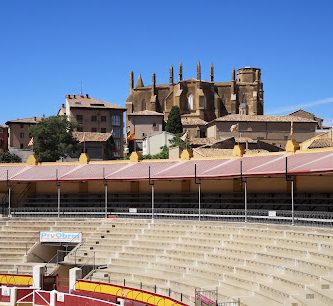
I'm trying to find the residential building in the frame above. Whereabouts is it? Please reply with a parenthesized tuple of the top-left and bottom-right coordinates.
(127, 110, 164, 138)
(0, 125, 8, 153)
(5, 117, 43, 149)
(206, 114, 318, 147)
(142, 131, 175, 156)
(73, 132, 114, 160)
(59, 94, 126, 159)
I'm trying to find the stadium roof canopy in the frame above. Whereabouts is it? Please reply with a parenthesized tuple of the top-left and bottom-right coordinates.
(0, 150, 333, 182)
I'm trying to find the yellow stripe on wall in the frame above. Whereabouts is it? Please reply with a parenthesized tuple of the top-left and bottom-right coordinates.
(76, 280, 186, 306)
(0, 274, 33, 286)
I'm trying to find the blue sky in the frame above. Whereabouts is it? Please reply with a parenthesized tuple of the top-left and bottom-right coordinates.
(1, 0, 333, 125)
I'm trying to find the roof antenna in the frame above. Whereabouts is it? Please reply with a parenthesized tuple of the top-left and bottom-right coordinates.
(80, 80, 83, 95)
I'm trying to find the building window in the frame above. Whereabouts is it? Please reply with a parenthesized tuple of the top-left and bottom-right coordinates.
(101, 116, 107, 122)
(141, 100, 146, 110)
(77, 126, 83, 132)
(113, 127, 121, 138)
(114, 139, 121, 150)
(101, 128, 106, 133)
(20, 132, 24, 139)
(112, 114, 121, 126)
(20, 143, 24, 149)
(91, 115, 97, 122)
(20, 124, 24, 128)
(203, 96, 207, 109)
(91, 127, 97, 132)
(76, 115, 83, 123)
(187, 94, 193, 110)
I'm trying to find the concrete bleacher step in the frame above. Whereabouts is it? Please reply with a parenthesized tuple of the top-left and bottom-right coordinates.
(2, 218, 333, 305)
(291, 292, 331, 306)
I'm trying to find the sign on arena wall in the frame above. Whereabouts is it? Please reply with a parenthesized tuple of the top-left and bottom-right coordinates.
(40, 231, 82, 243)
(1, 286, 11, 296)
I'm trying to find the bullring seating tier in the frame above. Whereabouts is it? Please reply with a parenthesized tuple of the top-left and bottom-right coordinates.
(0, 218, 103, 275)
(1, 218, 332, 305)
(63, 219, 333, 306)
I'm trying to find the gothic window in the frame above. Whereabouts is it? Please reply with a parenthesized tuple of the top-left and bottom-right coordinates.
(203, 96, 207, 109)
(141, 100, 146, 110)
(187, 94, 193, 110)
(131, 104, 135, 113)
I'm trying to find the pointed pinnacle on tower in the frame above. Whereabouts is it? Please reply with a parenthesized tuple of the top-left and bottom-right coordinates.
(169, 65, 174, 84)
(135, 74, 144, 88)
(152, 72, 156, 94)
(179, 63, 183, 81)
(197, 62, 201, 80)
(130, 71, 134, 91)
(210, 63, 214, 82)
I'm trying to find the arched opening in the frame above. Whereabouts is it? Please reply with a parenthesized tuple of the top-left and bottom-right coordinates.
(187, 94, 193, 110)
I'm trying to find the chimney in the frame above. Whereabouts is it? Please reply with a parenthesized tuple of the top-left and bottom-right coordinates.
(73, 95, 76, 98)
(86, 94, 89, 98)
(34, 116, 37, 121)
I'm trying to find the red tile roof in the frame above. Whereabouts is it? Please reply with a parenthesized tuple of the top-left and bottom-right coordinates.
(1, 150, 333, 182)
(66, 95, 125, 110)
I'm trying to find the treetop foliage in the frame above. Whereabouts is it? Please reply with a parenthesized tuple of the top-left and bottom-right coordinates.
(165, 106, 183, 134)
(0, 152, 22, 163)
(30, 116, 78, 162)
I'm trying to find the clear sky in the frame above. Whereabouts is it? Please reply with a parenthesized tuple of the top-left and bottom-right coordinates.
(1, 0, 333, 125)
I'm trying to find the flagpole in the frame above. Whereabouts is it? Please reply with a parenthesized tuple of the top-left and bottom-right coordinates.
(83, 132, 86, 153)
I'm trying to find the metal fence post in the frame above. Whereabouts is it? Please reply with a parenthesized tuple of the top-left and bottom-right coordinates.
(149, 166, 154, 223)
(291, 180, 295, 226)
(105, 182, 108, 219)
(195, 164, 201, 221)
(8, 186, 11, 217)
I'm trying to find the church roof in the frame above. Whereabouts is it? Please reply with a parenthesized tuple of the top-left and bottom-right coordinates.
(212, 114, 317, 123)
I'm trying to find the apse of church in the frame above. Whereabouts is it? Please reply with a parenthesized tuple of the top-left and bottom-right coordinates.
(126, 64, 264, 127)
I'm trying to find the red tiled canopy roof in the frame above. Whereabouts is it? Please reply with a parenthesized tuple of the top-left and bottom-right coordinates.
(0, 150, 333, 182)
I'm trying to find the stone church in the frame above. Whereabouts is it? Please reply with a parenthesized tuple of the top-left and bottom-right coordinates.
(126, 64, 264, 138)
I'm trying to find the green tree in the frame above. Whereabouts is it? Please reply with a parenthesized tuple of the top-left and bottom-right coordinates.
(165, 106, 183, 134)
(143, 146, 169, 160)
(0, 152, 22, 163)
(30, 116, 78, 162)
(169, 134, 190, 149)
